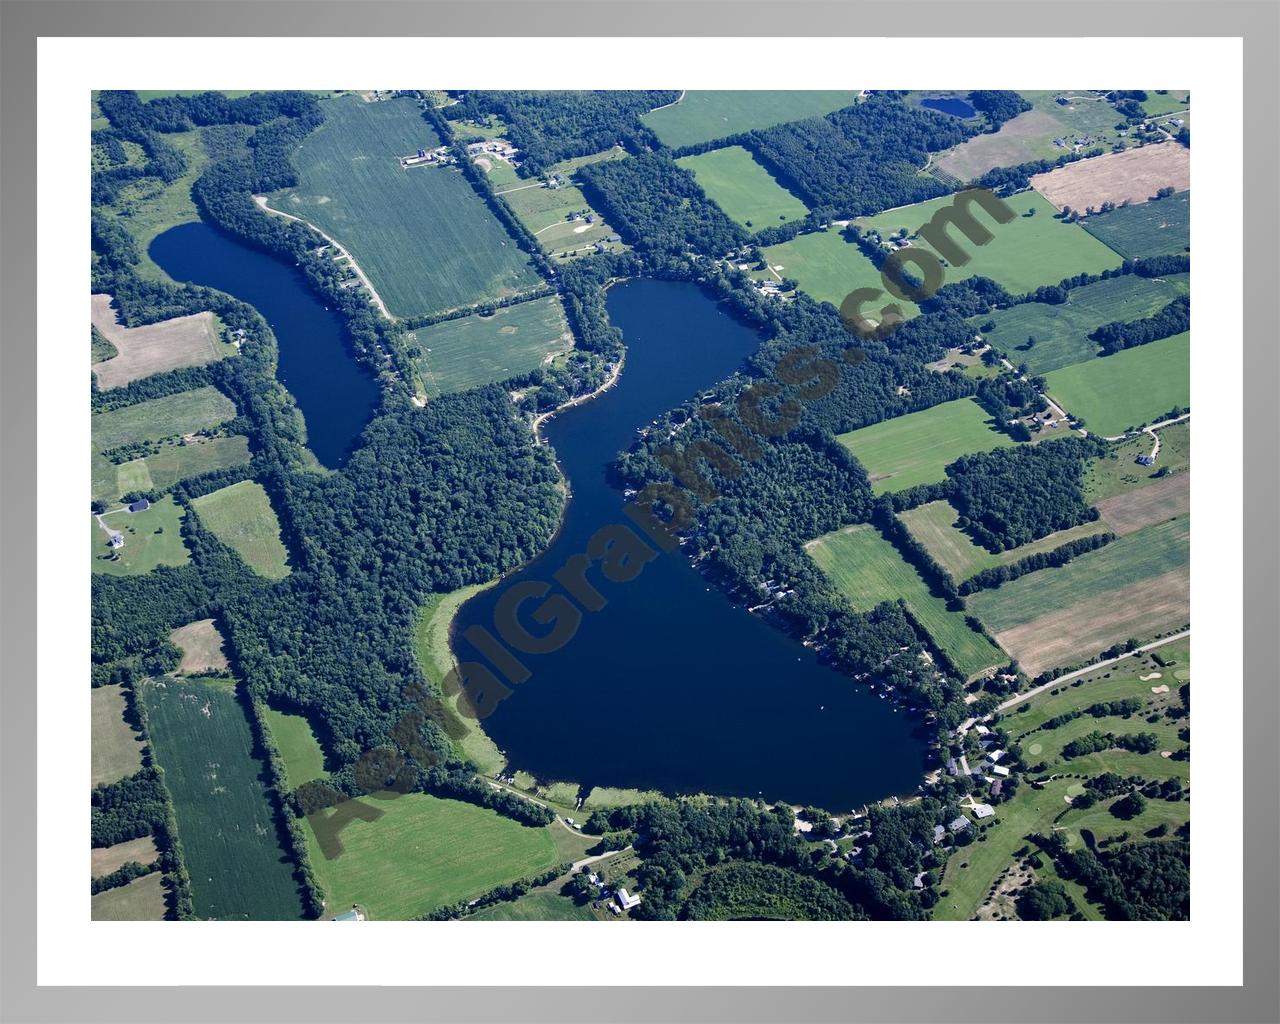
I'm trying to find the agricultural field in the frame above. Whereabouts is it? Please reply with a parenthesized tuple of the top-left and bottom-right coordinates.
(1044, 332, 1190, 438)
(806, 524, 1003, 679)
(758, 226, 916, 319)
(676, 145, 809, 229)
(932, 91, 1138, 182)
(1081, 190, 1190, 258)
(1141, 91, 1191, 117)
(899, 500, 1110, 584)
(464, 889, 595, 922)
(91, 835, 160, 879)
(1031, 142, 1190, 213)
(854, 190, 1124, 296)
(641, 90, 860, 149)
(90, 497, 190, 576)
(141, 676, 305, 920)
(935, 638, 1190, 920)
(266, 95, 541, 319)
(975, 272, 1191, 375)
(836, 398, 1014, 495)
(169, 618, 230, 674)
(1084, 420, 1190, 503)
(412, 584, 504, 774)
(91, 684, 145, 786)
(90, 293, 233, 390)
(1094, 472, 1190, 536)
(191, 480, 291, 580)
(91, 872, 168, 921)
(91, 385, 237, 456)
(261, 706, 327, 789)
(408, 296, 572, 398)
(968, 516, 1189, 676)
(301, 793, 559, 920)
(108, 435, 253, 503)
(496, 148, 627, 257)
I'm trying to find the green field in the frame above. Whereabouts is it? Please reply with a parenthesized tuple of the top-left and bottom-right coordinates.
(1044, 332, 1190, 437)
(409, 297, 572, 398)
(935, 638, 1190, 920)
(807, 524, 1003, 679)
(1082, 191, 1190, 258)
(91, 385, 237, 455)
(676, 145, 809, 229)
(1140, 91, 1191, 117)
(465, 889, 595, 921)
(760, 226, 921, 317)
(967, 516, 1189, 635)
(141, 677, 305, 920)
(899, 500, 1110, 583)
(91, 872, 168, 921)
(641, 90, 860, 149)
(302, 793, 559, 920)
(836, 398, 1014, 495)
(90, 497, 190, 576)
(497, 148, 626, 257)
(262, 706, 327, 789)
(267, 95, 541, 319)
(412, 584, 504, 774)
(116, 435, 254, 497)
(855, 190, 1124, 296)
(191, 480, 291, 580)
(91, 684, 145, 786)
(976, 273, 1191, 374)
(1084, 420, 1190, 503)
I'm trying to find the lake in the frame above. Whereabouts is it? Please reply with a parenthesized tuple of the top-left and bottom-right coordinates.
(920, 96, 977, 119)
(453, 279, 927, 810)
(149, 221, 380, 468)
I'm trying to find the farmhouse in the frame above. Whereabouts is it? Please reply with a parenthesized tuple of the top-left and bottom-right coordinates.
(1137, 454, 1157, 466)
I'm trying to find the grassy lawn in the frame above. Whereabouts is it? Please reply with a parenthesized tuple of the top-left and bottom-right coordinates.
(90, 497, 190, 576)
(968, 515, 1189, 635)
(854, 190, 1124, 296)
(938, 639, 1190, 919)
(91, 684, 145, 786)
(582, 786, 665, 810)
(807, 524, 1003, 679)
(302, 793, 559, 920)
(899, 499, 1110, 583)
(141, 677, 305, 920)
(1082, 190, 1190, 259)
(91, 872, 168, 921)
(267, 95, 541, 319)
(836, 398, 1014, 495)
(408, 296, 572, 398)
(1140, 91, 1191, 117)
(641, 90, 860, 149)
(412, 583, 505, 774)
(91, 385, 237, 455)
(464, 888, 595, 921)
(1084, 420, 1190, 503)
(975, 272, 1191, 374)
(676, 145, 808, 229)
(760, 225, 919, 317)
(261, 706, 327, 788)
(497, 148, 626, 258)
(1043, 332, 1190, 437)
(169, 618, 230, 674)
(191, 480, 291, 580)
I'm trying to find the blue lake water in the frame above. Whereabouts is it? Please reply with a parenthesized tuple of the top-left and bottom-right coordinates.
(921, 96, 977, 118)
(150, 221, 380, 468)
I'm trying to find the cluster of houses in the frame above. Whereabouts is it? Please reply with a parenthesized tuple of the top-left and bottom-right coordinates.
(583, 870, 643, 915)
(466, 138, 520, 166)
(399, 145, 454, 168)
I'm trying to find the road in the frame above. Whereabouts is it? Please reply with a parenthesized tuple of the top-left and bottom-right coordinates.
(1100, 411, 1190, 445)
(995, 629, 1190, 712)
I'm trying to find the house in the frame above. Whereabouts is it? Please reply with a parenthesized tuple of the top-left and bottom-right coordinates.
(912, 872, 926, 890)
(971, 803, 995, 820)
(986, 749, 1006, 764)
(108, 532, 124, 549)
(605, 233, 621, 243)
(932, 825, 946, 843)
(974, 724, 990, 736)
(949, 816, 971, 832)
(127, 498, 150, 513)
(616, 888, 642, 911)
(991, 764, 1011, 778)
(989, 779, 1004, 798)
(1137, 454, 1157, 466)
(333, 907, 365, 922)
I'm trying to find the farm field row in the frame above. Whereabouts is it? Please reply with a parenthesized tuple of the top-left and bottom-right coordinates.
(899, 500, 1110, 584)
(641, 90, 860, 149)
(91, 683, 145, 786)
(1044, 331, 1190, 438)
(836, 398, 1014, 495)
(806, 523, 1003, 679)
(91, 871, 168, 920)
(408, 296, 572, 398)
(975, 272, 1190, 375)
(1082, 190, 1190, 259)
(302, 792, 560, 921)
(935, 637, 1190, 920)
(677, 145, 809, 229)
(92, 385, 237, 455)
(191, 480, 292, 580)
(266, 95, 541, 319)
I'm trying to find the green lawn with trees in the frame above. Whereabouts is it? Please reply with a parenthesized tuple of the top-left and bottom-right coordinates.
(191, 480, 292, 580)
(90, 497, 190, 576)
(641, 90, 860, 149)
(676, 145, 809, 229)
(261, 706, 327, 788)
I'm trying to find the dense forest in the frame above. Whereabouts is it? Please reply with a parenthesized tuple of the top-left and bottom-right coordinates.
(446, 90, 678, 176)
(968, 90, 1032, 130)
